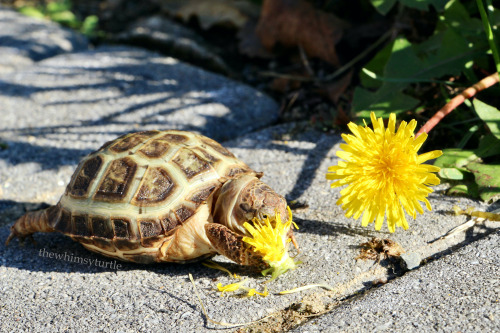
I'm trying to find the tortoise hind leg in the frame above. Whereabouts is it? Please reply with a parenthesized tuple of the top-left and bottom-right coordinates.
(5, 205, 58, 245)
(204, 223, 267, 269)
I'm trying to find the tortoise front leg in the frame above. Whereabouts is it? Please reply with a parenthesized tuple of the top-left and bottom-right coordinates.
(204, 223, 267, 269)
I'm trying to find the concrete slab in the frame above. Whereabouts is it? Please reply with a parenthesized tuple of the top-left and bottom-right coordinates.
(1, 123, 497, 332)
(114, 15, 230, 74)
(0, 5, 88, 73)
(291, 230, 500, 332)
(0, 7, 498, 332)
(0, 45, 279, 203)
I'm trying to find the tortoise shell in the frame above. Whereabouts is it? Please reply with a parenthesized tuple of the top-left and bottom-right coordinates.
(48, 130, 257, 263)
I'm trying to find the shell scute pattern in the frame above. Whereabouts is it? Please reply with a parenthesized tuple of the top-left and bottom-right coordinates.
(109, 131, 159, 153)
(174, 205, 196, 222)
(173, 148, 211, 179)
(189, 184, 217, 204)
(131, 167, 176, 206)
(192, 147, 220, 163)
(93, 238, 115, 253)
(54, 208, 72, 234)
(91, 216, 114, 238)
(94, 157, 138, 202)
(113, 218, 132, 239)
(137, 133, 188, 158)
(199, 136, 235, 158)
(55, 130, 256, 261)
(138, 140, 170, 158)
(73, 214, 90, 237)
(139, 219, 163, 238)
(68, 155, 103, 198)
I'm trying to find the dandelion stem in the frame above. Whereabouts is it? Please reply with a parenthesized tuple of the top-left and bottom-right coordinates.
(189, 274, 274, 327)
(416, 72, 499, 137)
(279, 283, 335, 295)
(417, 0, 500, 137)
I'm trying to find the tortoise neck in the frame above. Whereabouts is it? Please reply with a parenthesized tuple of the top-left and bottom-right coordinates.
(212, 175, 258, 232)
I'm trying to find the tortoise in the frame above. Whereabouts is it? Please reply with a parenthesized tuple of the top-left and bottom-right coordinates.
(6, 130, 295, 267)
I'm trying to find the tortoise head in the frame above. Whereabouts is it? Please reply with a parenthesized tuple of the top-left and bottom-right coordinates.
(213, 174, 289, 235)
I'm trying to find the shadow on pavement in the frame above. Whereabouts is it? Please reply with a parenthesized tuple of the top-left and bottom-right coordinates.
(0, 46, 276, 147)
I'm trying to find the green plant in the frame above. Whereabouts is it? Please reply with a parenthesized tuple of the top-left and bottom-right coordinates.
(352, 0, 500, 203)
(19, 0, 99, 37)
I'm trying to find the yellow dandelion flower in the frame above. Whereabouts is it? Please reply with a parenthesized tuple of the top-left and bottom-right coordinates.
(242, 207, 299, 281)
(326, 112, 442, 232)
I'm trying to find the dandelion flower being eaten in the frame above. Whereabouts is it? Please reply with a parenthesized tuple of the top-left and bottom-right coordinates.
(242, 207, 299, 281)
(326, 112, 442, 232)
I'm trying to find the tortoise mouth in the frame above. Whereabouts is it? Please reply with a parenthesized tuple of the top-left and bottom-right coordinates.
(256, 212, 270, 221)
(254, 208, 289, 224)
(249, 212, 277, 227)
(248, 208, 299, 252)
(245, 209, 291, 236)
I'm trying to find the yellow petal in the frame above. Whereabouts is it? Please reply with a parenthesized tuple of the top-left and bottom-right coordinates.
(217, 280, 247, 296)
(417, 150, 443, 164)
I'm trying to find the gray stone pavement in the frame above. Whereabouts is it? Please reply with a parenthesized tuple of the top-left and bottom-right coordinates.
(0, 6, 87, 73)
(292, 230, 500, 333)
(0, 6, 498, 332)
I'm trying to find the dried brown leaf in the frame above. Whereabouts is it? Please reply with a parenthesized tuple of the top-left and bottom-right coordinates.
(356, 238, 405, 262)
(323, 70, 353, 104)
(255, 0, 347, 66)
